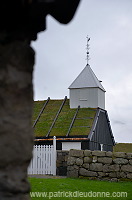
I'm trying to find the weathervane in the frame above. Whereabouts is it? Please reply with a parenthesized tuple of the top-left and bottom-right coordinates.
(86, 35, 90, 65)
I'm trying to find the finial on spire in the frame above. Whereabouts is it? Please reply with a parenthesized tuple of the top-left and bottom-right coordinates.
(86, 35, 90, 65)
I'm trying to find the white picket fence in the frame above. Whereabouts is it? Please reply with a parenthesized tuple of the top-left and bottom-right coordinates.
(28, 136, 56, 175)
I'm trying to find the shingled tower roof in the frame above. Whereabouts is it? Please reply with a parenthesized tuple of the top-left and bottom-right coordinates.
(69, 64, 106, 92)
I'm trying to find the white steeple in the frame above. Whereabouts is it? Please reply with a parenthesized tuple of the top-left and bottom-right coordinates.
(69, 64, 105, 109)
(69, 37, 105, 109)
(69, 64, 105, 92)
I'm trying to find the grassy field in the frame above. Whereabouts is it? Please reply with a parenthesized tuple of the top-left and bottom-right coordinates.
(114, 143, 132, 153)
(29, 177, 132, 200)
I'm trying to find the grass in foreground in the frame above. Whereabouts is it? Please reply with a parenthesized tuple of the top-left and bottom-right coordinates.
(29, 177, 132, 200)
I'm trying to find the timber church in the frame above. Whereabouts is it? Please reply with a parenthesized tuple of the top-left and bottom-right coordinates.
(33, 38, 115, 152)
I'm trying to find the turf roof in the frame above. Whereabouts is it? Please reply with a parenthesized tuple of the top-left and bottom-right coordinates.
(33, 99, 96, 137)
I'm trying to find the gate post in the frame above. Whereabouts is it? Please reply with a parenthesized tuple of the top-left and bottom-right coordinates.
(53, 136, 56, 175)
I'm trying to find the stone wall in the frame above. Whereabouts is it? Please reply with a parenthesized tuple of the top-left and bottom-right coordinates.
(0, 39, 34, 199)
(67, 150, 132, 181)
(57, 151, 69, 176)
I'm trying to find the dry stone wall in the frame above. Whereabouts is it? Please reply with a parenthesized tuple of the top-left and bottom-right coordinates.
(67, 150, 132, 181)
(0, 38, 34, 199)
(57, 151, 69, 176)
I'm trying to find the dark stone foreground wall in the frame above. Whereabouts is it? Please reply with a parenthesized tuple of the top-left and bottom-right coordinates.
(67, 150, 132, 181)
(0, 40, 34, 199)
(57, 151, 69, 176)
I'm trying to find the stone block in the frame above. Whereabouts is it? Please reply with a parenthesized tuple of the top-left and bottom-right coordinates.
(57, 166, 67, 176)
(92, 156, 98, 163)
(90, 163, 103, 172)
(82, 163, 90, 169)
(113, 158, 128, 165)
(69, 149, 84, 157)
(98, 157, 112, 164)
(110, 178, 118, 182)
(113, 152, 126, 158)
(67, 156, 76, 165)
(67, 169, 78, 178)
(102, 177, 110, 181)
(57, 151, 62, 156)
(120, 172, 127, 178)
(92, 151, 106, 157)
(116, 172, 126, 178)
(98, 172, 106, 177)
(56, 160, 62, 167)
(105, 173, 109, 176)
(79, 168, 87, 176)
(57, 155, 65, 162)
(109, 172, 117, 178)
(127, 173, 132, 179)
(76, 158, 83, 166)
(103, 164, 110, 172)
(67, 165, 79, 171)
(62, 162, 67, 167)
(106, 151, 112, 157)
(126, 153, 132, 159)
(109, 165, 120, 172)
(129, 159, 132, 165)
(84, 150, 92, 157)
(62, 150, 69, 155)
(74, 165, 79, 170)
(84, 157, 92, 163)
(65, 155, 68, 162)
(67, 166, 74, 171)
(79, 168, 97, 177)
(121, 165, 132, 172)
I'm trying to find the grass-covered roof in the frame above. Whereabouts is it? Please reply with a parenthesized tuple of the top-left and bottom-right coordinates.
(33, 99, 96, 137)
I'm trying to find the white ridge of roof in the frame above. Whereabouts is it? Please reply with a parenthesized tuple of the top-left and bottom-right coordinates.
(68, 64, 106, 92)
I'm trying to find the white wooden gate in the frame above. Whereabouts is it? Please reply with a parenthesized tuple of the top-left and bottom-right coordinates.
(28, 136, 56, 175)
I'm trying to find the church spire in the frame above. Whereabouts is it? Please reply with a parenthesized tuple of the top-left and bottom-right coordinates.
(86, 35, 90, 65)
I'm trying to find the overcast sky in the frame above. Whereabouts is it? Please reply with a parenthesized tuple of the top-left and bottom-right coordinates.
(31, 0, 132, 143)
